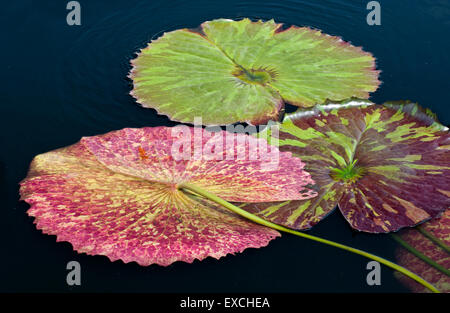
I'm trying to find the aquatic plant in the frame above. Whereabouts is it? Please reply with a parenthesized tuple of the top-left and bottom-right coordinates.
(243, 100, 449, 233)
(20, 123, 445, 292)
(130, 18, 380, 125)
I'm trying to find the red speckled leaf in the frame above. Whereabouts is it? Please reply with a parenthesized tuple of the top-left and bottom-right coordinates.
(20, 126, 316, 266)
(395, 209, 450, 293)
(242, 100, 450, 232)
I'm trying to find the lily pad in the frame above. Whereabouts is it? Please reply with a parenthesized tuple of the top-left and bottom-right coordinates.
(395, 209, 450, 293)
(20, 127, 316, 266)
(242, 100, 450, 232)
(130, 18, 380, 125)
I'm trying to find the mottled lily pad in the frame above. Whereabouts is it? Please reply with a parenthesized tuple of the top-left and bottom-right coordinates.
(242, 100, 450, 232)
(395, 209, 450, 293)
(20, 127, 316, 266)
(130, 18, 380, 125)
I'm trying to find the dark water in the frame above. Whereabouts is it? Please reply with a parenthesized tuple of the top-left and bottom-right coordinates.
(1, 0, 449, 292)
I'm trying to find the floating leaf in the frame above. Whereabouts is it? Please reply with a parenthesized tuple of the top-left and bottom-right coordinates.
(20, 127, 316, 266)
(395, 209, 450, 292)
(242, 100, 450, 232)
(130, 18, 380, 125)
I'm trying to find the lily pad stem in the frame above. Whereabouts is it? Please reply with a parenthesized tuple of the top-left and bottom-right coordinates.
(178, 182, 440, 293)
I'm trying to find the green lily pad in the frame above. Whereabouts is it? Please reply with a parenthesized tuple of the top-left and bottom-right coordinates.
(242, 100, 450, 233)
(130, 18, 380, 125)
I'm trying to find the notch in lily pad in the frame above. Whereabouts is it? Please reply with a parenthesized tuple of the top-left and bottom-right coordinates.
(130, 18, 380, 125)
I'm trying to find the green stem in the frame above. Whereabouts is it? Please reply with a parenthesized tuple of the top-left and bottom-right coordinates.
(178, 182, 440, 293)
(417, 226, 450, 254)
(392, 234, 450, 277)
